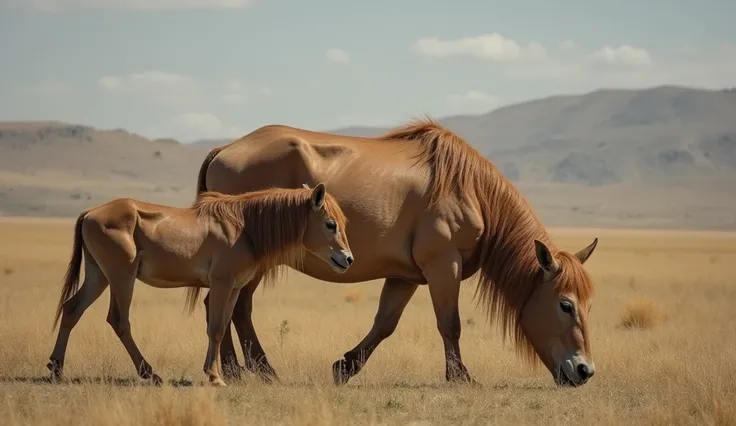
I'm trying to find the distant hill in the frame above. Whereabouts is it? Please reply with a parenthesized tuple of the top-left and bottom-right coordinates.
(1, 85, 735, 229)
(330, 86, 736, 187)
(0, 121, 209, 216)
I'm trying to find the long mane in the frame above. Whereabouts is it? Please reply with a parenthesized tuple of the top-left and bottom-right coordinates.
(380, 116, 595, 365)
(182, 187, 347, 313)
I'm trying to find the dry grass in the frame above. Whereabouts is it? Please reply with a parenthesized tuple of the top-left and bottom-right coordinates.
(1, 218, 736, 425)
(618, 298, 663, 330)
(343, 290, 363, 303)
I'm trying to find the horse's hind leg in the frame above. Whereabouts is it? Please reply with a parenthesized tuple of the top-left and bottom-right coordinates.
(106, 253, 162, 385)
(332, 278, 418, 385)
(48, 253, 109, 380)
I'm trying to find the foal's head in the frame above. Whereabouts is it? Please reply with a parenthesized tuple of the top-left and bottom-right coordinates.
(302, 183, 353, 273)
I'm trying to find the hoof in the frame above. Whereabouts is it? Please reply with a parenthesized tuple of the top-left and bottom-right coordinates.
(258, 372, 279, 385)
(446, 374, 478, 386)
(151, 374, 163, 387)
(222, 365, 246, 381)
(47, 360, 63, 382)
(331, 359, 351, 386)
(210, 377, 227, 387)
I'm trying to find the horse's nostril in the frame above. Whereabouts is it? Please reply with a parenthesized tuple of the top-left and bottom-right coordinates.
(577, 363, 592, 380)
(346, 255, 354, 265)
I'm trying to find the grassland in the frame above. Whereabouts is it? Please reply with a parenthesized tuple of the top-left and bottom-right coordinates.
(1, 217, 735, 425)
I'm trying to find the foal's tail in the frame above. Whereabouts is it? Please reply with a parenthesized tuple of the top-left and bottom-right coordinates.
(52, 212, 87, 331)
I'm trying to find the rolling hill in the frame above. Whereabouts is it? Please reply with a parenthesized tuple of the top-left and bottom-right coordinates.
(1, 85, 735, 229)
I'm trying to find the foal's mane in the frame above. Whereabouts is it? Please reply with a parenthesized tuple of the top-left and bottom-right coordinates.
(380, 116, 595, 365)
(183, 186, 347, 313)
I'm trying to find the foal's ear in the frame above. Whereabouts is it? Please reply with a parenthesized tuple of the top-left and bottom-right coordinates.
(574, 237, 598, 264)
(310, 182, 326, 210)
(534, 239, 560, 276)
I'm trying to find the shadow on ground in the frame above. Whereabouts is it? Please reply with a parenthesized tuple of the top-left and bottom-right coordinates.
(0, 375, 194, 387)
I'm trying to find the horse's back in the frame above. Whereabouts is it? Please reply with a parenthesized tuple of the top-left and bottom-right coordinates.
(203, 125, 433, 283)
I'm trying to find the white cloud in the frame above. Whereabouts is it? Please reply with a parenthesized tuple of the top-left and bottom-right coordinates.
(97, 70, 204, 107)
(220, 79, 274, 105)
(413, 33, 658, 76)
(325, 48, 351, 64)
(497, 42, 736, 94)
(590, 45, 653, 67)
(559, 40, 577, 51)
(414, 33, 546, 62)
(447, 90, 500, 114)
(448, 90, 498, 108)
(150, 113, 244, 140)
(2, 0, 253, 10)
(97, 76, 120, 90)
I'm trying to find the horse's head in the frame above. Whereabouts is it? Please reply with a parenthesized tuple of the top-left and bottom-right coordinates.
(520, 238, 599, 387)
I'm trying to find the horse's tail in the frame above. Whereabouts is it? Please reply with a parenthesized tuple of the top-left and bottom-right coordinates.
(196, 145, 225, 197)
(52, 211, 87, 331)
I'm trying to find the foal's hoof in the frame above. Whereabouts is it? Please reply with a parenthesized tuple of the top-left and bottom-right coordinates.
(210, 377, 227, 387)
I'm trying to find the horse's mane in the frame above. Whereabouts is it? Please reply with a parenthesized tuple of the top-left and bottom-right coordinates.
(380, 115, 595, 365)
(183, 186, 347, 313)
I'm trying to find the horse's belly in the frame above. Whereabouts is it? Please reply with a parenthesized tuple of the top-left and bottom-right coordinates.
(297, 251, 426, 284)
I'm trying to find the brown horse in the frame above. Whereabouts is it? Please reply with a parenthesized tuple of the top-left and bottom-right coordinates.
(196, 116, 600, 387)
(47, 183, 352, 387)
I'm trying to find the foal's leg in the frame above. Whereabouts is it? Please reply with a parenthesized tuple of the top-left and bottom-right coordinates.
(203, 278, 240, 387)
(106, 254, 162, 385)
(48, 255, 109, 381)
(204, 291, 243, 380)
(422, 250, 474, 383)
(228, 275, 279, 383)
(332, 278, 418, 385)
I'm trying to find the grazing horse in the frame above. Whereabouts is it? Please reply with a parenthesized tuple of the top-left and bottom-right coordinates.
(196, 116, 600, 387)
(47, 183, 352, 387)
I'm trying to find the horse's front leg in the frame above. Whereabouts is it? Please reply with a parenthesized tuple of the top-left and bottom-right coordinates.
(420, 249, 475, 384)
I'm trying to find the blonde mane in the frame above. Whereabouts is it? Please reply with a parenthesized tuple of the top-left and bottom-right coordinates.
(381, 116, 595, 365)
(183, 187, 348, 313)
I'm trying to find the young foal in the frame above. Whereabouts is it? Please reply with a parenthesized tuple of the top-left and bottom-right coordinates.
(47, 183, 352, 386)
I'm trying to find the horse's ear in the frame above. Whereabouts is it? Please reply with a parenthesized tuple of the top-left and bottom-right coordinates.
(574, 237, 598, 264)
(311, 182, 326, 210)
(534, 239, 560, 276)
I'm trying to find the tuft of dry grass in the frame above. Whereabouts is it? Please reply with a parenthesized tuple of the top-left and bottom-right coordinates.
(343, 289, 363, 303)
(1, 219, 736, 425)
(618, 298, 663, 330)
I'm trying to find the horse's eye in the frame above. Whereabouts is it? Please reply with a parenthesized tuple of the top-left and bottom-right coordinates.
(559, 301, 574, 315)
(325, 220, 337, 232)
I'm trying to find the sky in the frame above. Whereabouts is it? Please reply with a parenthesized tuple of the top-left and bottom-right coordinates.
(0, 0, 735, 142)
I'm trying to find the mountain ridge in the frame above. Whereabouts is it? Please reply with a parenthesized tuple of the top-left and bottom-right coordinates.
(1, 84, 734, 229)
